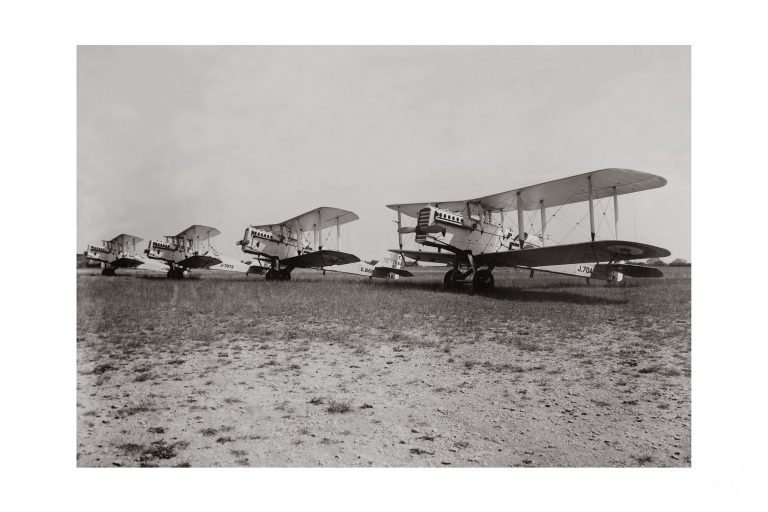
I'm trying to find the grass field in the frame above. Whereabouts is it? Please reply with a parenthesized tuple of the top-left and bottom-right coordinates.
(76, 266, 691, 467)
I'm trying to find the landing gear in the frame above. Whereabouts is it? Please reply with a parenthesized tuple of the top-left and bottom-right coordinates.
(472, 269, 495, 292)
(266, 268, 291, 281)
(443, 269, 463, 289)
(167, 267, 185, 279)
(101, 268, 116, 276)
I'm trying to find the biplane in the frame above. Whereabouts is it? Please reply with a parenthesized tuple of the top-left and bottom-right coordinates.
(387, 168, 671, 291)
(238, 207, 412, 281)
(84, 234, 168, 275)
(146, 225, 266, 278)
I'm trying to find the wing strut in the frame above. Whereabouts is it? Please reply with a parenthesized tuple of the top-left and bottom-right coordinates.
(397, 207, 403, 250)
(539, 200, 546, 247)
(613, 186, 619, 238)
(517, 191, 525, 249)
(336, 217, 340, 251)
(588, 175, 596, 242)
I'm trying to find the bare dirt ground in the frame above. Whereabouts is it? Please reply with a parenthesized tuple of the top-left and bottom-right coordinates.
(76, 266, 691, 467)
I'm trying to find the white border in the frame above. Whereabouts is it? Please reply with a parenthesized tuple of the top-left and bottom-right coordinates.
(2, 1, 764, 511)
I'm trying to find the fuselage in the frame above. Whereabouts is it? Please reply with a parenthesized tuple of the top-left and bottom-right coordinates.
(414, 206, 538, 254)
(412, 206, 620, 282)
(240, 226, 304, 261)
(85, 241, 143, 268)
(146, 236, 220, 269)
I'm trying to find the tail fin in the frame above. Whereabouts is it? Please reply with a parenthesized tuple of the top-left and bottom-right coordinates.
(372, 253, 413, 279)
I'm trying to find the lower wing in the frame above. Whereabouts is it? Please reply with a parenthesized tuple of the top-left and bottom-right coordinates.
(282, 250, 360, 269)
(475, 240, 670, 268)
(178, 254, 223, 269)
(112, 257, 145, 269)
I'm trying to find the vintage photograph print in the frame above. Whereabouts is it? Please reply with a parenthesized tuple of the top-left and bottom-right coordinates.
(77, 46, 690, 467)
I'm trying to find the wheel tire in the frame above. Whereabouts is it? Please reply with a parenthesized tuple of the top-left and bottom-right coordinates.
(443, 269, 462, 289)
(167, 270, 173, 279)
(265, 269, 278, 281)
(279, 270, 291, 281)
(472, 269, 495, 292)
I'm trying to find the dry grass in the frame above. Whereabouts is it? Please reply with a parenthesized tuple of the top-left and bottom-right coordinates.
(77, 267, 691, 467)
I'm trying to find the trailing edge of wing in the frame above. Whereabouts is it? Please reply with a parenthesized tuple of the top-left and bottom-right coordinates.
(389, 249, 456, 265)
(387, 168, 667, 218)
(282, 250, 360, 269)
(475, 240, 670, 268)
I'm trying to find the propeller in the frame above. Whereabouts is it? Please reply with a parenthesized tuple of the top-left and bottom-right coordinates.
(397, 226, 416, 234)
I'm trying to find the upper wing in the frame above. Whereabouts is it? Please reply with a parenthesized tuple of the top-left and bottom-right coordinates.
(475, 240, 670, 268)
(387, 168, 667, 217)
(281, 250, 360, 269)
(110, 234, 144, 245)
(174, 225, 221, 240)
(251, 207, 359, 232)
(386, 200, 468, 220)
(389, 249, 458, 265)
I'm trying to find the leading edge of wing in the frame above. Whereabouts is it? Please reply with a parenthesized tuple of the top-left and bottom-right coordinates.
(282, 250, 360, 269)
(475, 240, 671, 268)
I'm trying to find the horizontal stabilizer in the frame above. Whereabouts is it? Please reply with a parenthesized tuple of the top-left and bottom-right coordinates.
(282, 250, 360, 269)
(389, 249, 455, 265)
(372, 267, 414, 278)
(596, 263, 664, 278)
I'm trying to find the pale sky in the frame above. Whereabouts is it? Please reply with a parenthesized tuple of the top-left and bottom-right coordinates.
(78, 46, 690, 261)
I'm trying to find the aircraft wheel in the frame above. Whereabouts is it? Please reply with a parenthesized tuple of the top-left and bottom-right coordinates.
(279, 270, 291, 281)
(472, 269, 495, 292)
(443, 269, 462, 289)
(265, 269, 278, 281)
